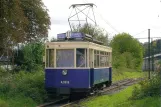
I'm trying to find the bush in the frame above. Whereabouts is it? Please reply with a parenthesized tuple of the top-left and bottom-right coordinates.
(0, 70, 47, 106)
(131, 73, 161, 99)
(113, 52, 136, 69)
(14, 42, 45, 72)
(0, 67, 6, 76)
(111, 33, 143, 70)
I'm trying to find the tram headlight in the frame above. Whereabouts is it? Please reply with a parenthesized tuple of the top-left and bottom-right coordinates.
(62, 69, 68, 76)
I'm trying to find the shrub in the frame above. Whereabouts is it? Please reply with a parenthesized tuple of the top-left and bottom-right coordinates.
(131, 73, 161, 99)
(0, 70, 47, 106)
(14, 42, 45, 72)
(0, 67, 6, 76)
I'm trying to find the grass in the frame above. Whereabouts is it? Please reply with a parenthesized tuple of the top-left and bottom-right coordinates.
(118, 96, 161, 107)
(0, 94, 37, 107)
(80, 84, 161, 107)
(80, 68, 158, 107)
(112, 68, 146, 82)
(81, 84, 137, 107)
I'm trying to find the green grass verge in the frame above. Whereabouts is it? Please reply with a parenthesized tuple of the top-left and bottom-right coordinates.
(112, 68, 146, 82)
(80, 84, 161, 107)
(0, 70, 47, 107)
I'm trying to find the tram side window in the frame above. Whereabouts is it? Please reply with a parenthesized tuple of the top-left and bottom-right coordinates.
(100, 51, 104, 67)
(46, 49, 54, 67)
(76, 48, 86, 67)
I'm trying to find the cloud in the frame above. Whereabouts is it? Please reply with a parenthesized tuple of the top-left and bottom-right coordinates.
(51, 18, 69, 25)
(43, 0, 161, 43)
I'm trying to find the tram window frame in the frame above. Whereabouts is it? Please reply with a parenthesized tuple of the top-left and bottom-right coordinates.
(94, 50, 100, 68)
(46, 49, 54, 67)
(105, 52, 108, 66)
(89, 49, 93, 68)
(107, 52, 110, 66)
(94, 50, 97, 67)
(76, 48, 87, 68)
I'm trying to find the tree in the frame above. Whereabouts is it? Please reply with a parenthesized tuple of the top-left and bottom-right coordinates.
(0, 0, 50, 54)
(51, 37, 57, 42)
(14, 42, 45, 71)
(0, 0, 28, 52)
(20, 0, 50, 42)
(110, 33, 143, 69)
(72, 24, 109, 46)
(0, 0, 50, 69)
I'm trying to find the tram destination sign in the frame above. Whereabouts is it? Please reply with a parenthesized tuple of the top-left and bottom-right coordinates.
(57, 32, 85, 40)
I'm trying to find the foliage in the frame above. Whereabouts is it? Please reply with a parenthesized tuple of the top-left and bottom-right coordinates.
(143, 39, 161, 57)
(14, 42, 45, 71)
(50, 37, 57, 42)
(131, 73, 161, 100)
(0, 70, 46, 107)
(20, 0, 51, 42)
(0, 99, 8, 107)
(110, 33, 143, 70)
(0, 0, 28, 50)
(0, 0, 50, 55)
(0, 67, 6, 76)
(72, 24, 109, 46)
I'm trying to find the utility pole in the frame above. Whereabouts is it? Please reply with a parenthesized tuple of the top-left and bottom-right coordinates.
(148, 29, 151, 79)
(151, 38, 154, 72)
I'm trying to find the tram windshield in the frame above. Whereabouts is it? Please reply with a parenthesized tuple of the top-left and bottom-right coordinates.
(56, 49, 74, 67)
(76, 49, 86, 67)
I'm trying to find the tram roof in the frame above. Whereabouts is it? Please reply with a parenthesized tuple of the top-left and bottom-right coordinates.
(45, 41, 112, 52)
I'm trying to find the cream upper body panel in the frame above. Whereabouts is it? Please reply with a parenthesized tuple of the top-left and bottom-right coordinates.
(45, 41, 112, 52)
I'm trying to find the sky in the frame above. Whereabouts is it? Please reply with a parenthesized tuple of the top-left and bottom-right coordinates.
(42, 0, 161, 43)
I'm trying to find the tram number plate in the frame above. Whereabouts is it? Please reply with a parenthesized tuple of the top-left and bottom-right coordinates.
(61, 81, 70, 84)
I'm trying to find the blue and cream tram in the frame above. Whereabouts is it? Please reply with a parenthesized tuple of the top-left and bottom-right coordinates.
(45, 32, 112, 96)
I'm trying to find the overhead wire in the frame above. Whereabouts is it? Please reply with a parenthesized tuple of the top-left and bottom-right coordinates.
(82, 0, 161, 42)
(82, 0, 119, 34)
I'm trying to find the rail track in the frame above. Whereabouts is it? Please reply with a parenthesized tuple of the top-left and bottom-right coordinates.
(37, 77, 144, 107)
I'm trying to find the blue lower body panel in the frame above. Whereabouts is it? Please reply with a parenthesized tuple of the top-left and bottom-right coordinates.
(45, 67, 112, 95)
(90, 67, 112, 86)
(45, 69, 90, 89)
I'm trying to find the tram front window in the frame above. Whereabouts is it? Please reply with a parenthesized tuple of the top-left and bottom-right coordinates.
(56, 49, 74, 67)
(76, 48, 86, 67)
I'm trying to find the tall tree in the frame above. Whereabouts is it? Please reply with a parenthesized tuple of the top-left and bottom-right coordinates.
(20, 0, 51, 42)
(0, 0, 50, 60)
(72, 24, 109, 46)
(0, 0, 28, 52)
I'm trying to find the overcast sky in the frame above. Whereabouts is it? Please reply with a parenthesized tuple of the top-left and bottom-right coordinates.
(42, 0, 161, 43)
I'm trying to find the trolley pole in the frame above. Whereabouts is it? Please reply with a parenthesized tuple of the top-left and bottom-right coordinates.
(148, 29, 151, 79)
